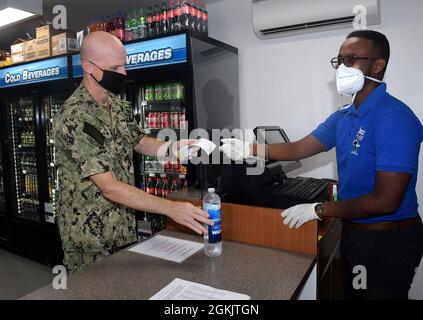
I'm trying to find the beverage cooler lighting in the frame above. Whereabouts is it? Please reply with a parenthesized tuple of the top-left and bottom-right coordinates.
(43, 96, 64, 224)
(9, 98, 40, 222)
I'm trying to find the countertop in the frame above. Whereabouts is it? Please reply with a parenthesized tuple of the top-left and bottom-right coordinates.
(21, 230, 315, 300)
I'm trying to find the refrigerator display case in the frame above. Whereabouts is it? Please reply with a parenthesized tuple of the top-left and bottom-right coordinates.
(0, 55, 74, 265)
(126, 32, 240, 236)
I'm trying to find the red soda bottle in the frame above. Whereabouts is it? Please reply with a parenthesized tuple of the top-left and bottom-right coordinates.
(190, 0, 198, 31)
(167, 0, 175, 34)
(147, 177, 155, 194)
(174, 0, 182, 32)
(196, 0, 203, 33)
(155, 177, 163, 197)
(162, 179, 170, 198)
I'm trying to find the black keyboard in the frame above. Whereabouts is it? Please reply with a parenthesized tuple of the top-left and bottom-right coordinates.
(273, 177, 329, 202)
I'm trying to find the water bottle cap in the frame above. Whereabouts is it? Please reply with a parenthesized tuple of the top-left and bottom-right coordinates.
(208, 188, 215, 193)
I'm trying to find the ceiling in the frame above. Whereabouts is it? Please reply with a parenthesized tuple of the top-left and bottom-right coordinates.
(0, 0, 223, 50)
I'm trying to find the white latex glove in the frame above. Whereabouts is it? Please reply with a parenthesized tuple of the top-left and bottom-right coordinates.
(281, 203, 322, 229)
(219, 138, 252, 161)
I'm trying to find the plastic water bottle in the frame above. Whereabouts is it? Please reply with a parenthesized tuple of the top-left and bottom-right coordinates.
(203, 188, 222, 257)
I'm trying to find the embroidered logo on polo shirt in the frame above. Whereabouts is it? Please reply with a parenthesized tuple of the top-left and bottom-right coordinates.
(351, 127, 366, 156)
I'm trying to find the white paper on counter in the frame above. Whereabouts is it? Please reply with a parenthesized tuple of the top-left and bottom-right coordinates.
(128, 235, 203, 263)
(149, 278, 251, 300)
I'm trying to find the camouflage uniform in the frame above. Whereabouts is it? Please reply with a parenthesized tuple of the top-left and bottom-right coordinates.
(53, 82, 144, 274)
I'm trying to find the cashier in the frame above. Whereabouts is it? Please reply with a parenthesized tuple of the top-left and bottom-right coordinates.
(220, 30, 423, 300)
(53, 31, 212, 273)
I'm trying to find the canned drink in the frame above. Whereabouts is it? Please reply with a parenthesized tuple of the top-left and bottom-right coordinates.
(161, 112, 169, 128)
(171, 112, 179, 128)
(179, 112, 187, 129)
(174, 82, 185, 100)
(163, 84, 172, 100)
(145, 85, 154, 101)
(151, 112, 157, 129)
(155, 84, 163, 101)
(171, 83, 178, 100)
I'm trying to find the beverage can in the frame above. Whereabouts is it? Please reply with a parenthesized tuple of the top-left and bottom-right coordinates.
(161, 112, 169, 128)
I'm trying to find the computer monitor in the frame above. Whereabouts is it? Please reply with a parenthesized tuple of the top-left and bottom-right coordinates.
(254, 126, 302, 174)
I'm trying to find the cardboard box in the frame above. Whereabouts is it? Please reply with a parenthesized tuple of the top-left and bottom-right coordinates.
(52, 32, 78, 56)
(36, 37, 51, 59)
(36, 25, 56, 40)
(36, 25, 59, 59)
(24, 39, 38, 62)
(11, 53, 25, 64)
(11, 42, 25, 55)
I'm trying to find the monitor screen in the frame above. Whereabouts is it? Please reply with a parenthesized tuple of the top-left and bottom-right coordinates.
(255, 127, 302, 173)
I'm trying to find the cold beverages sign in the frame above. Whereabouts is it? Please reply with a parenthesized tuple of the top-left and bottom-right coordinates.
(72, 34, 187, 77)
(0, 57, 69, 88)
(125, 34, 187, 70)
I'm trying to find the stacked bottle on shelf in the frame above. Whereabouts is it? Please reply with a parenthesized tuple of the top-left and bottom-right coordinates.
(87, 0, 209, 42)
(146, 174, 188, 199)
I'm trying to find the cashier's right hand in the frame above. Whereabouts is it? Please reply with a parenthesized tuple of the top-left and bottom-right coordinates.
(219, 138, 252, 161)
(169, 202, 213, 235)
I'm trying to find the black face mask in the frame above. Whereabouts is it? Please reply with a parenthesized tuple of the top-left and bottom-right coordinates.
(89, 61, 127, 95)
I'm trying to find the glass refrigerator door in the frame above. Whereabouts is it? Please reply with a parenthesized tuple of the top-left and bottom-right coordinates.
(9, 97, 40, 222)
(136, 82, 189, 234)
(0, 147, 5, 212)
(43, 95, 65, 224)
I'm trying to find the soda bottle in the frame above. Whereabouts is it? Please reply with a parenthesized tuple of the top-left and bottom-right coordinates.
(203, 3, 208, 35)
(180, 0, 190, 30)
(190, 0, 198, 31)
(153, 4, 161, 36)
(106, 16, 114, 33)
(125, 13, 132, 42)
(171, 179, 178, 193)
(146, 6, 154, 38)
(203, 188, 222, 257)
(147, 176, 155, 194)
(130, 10, 140, 40)
(174, 0, 182, 32)
(196, 0, 203, 33)
(162, 178, 170, 198)
(139, 8, 147, 39)
(167, 0, 175, 34)
(160, 2, 168, 35)
(114, 12, 125, 42)
(155, 177, 163, 197)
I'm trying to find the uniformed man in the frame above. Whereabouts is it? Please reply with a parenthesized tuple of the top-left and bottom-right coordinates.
(53, 31, 212, 274)
(220, 30, 423, 300)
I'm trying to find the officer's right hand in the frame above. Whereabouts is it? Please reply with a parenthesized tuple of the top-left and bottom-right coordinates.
(169, 202, 213, 235)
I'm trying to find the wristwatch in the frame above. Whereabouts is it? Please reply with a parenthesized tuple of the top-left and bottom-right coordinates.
(314, 203, 324, 220)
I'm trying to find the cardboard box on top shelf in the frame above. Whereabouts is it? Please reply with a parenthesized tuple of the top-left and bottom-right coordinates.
(36, 25, 59, 59)
(24, 39, 38, 62)
(52, 31, 78, 56)
(10, 39, 26, 64)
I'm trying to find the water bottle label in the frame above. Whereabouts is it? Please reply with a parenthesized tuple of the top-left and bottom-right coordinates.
(207, 209, 221, 244)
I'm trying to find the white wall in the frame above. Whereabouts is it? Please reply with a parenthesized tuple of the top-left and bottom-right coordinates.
(207, 0, 423, 299)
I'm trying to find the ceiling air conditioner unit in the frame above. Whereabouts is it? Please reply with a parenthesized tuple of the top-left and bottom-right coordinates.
(253, 0, 381, 39)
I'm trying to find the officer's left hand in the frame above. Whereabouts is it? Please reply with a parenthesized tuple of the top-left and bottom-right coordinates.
(281, 203, 322, 229)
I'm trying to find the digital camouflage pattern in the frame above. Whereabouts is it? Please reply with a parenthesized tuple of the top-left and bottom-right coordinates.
(53, 82, 144, 273)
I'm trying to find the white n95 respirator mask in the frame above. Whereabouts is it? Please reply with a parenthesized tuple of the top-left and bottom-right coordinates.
(336, 63, 382, 97)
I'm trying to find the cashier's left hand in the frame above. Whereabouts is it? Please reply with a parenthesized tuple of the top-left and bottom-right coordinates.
(281, 203, 322, 229)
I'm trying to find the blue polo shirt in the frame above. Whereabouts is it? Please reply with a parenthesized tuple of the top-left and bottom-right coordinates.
(311, 83, 423, 223)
